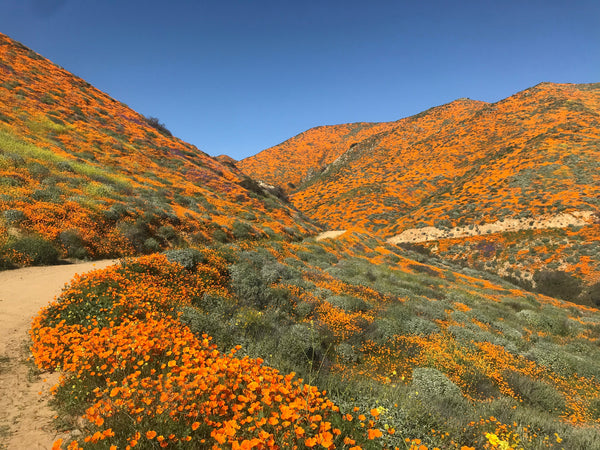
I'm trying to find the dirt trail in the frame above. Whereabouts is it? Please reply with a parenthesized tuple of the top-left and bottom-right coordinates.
(0, 260, 116, 450)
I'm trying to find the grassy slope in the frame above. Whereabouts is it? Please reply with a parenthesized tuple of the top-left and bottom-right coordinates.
(0, 33, 318, 267)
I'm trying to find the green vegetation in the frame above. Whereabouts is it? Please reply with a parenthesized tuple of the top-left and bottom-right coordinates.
(31, 233, 600, 449)
(3, 235, 60, 266)
(144, 115, 172, 137)
(533, 270, 583, 302)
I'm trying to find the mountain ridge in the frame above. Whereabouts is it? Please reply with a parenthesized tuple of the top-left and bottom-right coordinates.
(238, 81, 600, 285)
(240, 81, 599, 232)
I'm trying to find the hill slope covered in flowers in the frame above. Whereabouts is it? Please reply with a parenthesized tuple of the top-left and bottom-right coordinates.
(0, 33, 317, 268)
(2, 32, 599, 449)
(32, 235, 600, 449)
(242, 83, 599, 234)
(240, 83, 600, 287)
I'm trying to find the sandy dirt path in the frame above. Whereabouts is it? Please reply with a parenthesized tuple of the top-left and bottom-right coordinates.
(0, 260, 117, 450)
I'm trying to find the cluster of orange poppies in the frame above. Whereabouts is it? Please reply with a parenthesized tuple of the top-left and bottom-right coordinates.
(31, 254, 396, 449)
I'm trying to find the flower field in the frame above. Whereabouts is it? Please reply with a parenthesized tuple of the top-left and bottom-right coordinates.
(415, 222, 600, 292)
(2, 29, 599, 450)
(32, 254, 402, 449)
(242, 83, 600, 239)
(31, 235, 600, 449)
(239, 82, 600, 295)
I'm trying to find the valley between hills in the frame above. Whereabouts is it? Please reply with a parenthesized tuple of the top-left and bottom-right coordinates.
(1, 32, 600, 450)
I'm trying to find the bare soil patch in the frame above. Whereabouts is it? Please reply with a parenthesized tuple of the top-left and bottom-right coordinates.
(387, 211, 595, 245)
(315, 230, 347, 241)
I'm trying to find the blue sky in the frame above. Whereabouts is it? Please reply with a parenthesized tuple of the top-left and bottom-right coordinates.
(1, 0, 598, 159)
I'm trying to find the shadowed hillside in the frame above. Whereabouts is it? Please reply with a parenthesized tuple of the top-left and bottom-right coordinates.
(0, 33, 318, 267)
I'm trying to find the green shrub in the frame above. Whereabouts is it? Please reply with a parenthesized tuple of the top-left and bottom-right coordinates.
(398, 242, 432, 256)
(232, 220, 258, 240)
(408, 263, 440, 277)
(179, 295, 238, 350)
(163, 248, 206, 271)
(2, 209, 25, 224)
(335, 342, 360, 363)
(59, 229, 88, 259)
(230, 250, 295, 309)
(412, 367, 462, 398)
(505, 371, 566, 414)
(103, 203, 129, 223)
(39, 93, 55, 105)
(117, 220, 152, 253)
(238, 177, 266, 197)
(143, 238, 161, 253)
(582, 282, 600, 307)
(144, 116, 172, 137)
(157, 225, 179, 244)
(278, 323, 324, 367)
(516, 308, 572, 336)
(326, 295, 370, 313)
(533, 270, 583, 302)
(404, 316, 440, 336)
(31, 185, 62, 203)
(410, 367, 469, 416)
(294, 301, 315, 320)
(5, 235, 60, 265)
(28, 161, 51, 179)
(211, 227, 229, 243)
(233, 307, 276, 340)
(525, 341, 600, 378)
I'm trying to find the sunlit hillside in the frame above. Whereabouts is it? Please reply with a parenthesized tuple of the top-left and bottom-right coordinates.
(0, 33, 317, 268)
(32, 234, 600, 449)
(238, 121, 401, 191)
(243, 83, 599, 234)
(1, 32, 599, 450)
(240, 83, 600, 287)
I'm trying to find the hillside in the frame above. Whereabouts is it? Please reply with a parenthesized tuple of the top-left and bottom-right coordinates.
(0, 33, 318, 267)
(27, 234, 600, 449)
(240, 83, 600, 285)
(238, 121, 399, 191)
(242, 83, 599, 234)
(1, 32, 600, 450)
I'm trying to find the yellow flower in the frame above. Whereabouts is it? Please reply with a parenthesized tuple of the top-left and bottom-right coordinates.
(486, 432, 500, 446)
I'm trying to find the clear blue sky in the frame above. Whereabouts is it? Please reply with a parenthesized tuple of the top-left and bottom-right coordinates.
(1, 0, 598, 159)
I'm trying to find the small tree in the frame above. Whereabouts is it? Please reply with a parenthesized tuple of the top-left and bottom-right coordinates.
(144, 116, 172, 137)
(533, 270, 582, 302)
(584, 282, 600, 307)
